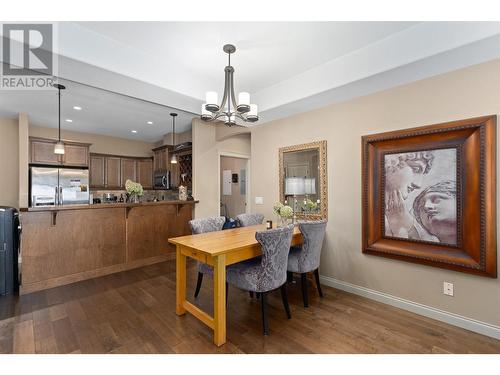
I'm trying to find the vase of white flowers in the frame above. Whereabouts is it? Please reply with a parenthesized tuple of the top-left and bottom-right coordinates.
(125, 179, 144, 203)
(273, 201, 293, 227)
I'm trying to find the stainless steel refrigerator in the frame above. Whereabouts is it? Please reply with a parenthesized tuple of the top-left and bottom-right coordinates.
(30, 167, 90, 206)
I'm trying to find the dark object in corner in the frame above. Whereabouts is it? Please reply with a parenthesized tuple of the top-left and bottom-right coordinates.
(223, 218, 237, 230)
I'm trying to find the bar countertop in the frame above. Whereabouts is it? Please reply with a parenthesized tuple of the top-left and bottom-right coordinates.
(20, 200, 199, 212)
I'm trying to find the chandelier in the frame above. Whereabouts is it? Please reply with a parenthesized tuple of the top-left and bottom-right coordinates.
(201, 44, 258, 126)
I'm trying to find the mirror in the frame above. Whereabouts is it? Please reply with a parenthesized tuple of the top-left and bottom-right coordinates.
(279, 140, 327, 220)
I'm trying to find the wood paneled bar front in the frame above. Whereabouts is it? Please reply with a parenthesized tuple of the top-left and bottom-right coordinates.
(19, 200, 197, 294)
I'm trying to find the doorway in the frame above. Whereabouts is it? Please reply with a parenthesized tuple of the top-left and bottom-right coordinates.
(219, 154, 249, 218)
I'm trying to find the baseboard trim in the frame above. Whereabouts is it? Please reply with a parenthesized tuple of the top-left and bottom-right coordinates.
(319, 275, 500, 340)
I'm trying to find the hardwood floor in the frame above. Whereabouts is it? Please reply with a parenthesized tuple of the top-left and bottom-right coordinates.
(1, 259, 499, 354)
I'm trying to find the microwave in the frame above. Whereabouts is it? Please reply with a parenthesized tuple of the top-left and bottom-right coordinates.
(154, 170, 171, 190)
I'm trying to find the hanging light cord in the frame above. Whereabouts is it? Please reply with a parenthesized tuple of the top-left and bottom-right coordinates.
(172, 115, 175, 146)
(58, 87, 61, 141)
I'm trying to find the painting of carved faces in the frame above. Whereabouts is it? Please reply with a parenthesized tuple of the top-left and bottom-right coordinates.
(383, 148, 457, 246)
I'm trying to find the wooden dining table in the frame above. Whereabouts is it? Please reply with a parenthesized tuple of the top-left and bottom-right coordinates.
(168, 224, 303, 346)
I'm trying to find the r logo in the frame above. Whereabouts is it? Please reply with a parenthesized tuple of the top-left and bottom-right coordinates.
(2, 23, 53, 76)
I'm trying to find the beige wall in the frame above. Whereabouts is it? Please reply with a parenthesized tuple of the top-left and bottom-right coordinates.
(0, 118, 19, 208)
(250, 58, 500, 327)
(220, 156, 248, 217)
(192, 118, 251, 219)
(29, 125, 155, 157)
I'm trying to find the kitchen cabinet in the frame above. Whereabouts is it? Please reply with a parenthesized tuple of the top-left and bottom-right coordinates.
(62, 144, 89, 167)
(90, 155, 106, 188)
(121, 158, 137, 186)
(137, 159, 153, 189)
(170, 148, 192, 188)
(105, 157, 121, 188)
(153, 145, 169, 172)
(90, 153, 154, 189)
(29, 137, 90, 167)
(30, 138, 61, 165)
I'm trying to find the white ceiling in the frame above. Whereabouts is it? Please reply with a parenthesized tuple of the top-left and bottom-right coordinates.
(2, 22, 500, 138)
(0, 77, 195, 142)
(63, 22, 417, 99)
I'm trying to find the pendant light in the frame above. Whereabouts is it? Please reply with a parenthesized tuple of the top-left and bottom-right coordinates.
(53, 83, 66, 155)
(170, 112, 178, 164)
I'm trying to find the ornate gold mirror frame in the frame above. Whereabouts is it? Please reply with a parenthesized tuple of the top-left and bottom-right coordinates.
(279, 140, 328, 220)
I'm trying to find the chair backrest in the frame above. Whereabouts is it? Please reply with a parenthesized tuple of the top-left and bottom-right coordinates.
(189, 216, 226, 234)
(297, 220, 327, 273)
(255, 224, 294, 292)
(236, 213, 265, 227)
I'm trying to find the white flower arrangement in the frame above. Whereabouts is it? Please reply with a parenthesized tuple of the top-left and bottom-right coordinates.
(279, 205, 293, 219)
(125, 179, 144, 196)
(273, 201, 293, 218)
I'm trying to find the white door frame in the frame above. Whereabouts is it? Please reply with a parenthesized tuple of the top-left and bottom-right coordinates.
(218, 151, 251, 217)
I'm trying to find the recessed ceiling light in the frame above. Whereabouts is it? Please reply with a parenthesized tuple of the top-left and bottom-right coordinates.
(131, 130, 138, 133)
(65, 119, 73, 123)
(73, 106, 82, 111)
(147, 121, 153, 125)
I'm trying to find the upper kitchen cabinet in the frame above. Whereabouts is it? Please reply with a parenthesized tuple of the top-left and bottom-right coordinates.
(90, 153, 154, 189)
(120, 158, 137, 186)
(153, 145, 169, 172)
(137, 158, 153, 189)
(105, 157, 121, 189)
(62, 143, 90, 167)
(30, 137, 90, 167)
(90, 154, 106, 188)
(30, 138, 61, 165)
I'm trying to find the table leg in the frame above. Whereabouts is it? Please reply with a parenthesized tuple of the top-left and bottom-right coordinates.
(176, 245, 186, 315)
(213, 254, 226, 346)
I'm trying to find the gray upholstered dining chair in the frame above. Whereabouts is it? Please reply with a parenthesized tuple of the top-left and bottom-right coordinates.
(287, 220, 327, 307)
(226, 224, 294, 335)
(189, 216, 226, 298)
(236, 213, 265, 227)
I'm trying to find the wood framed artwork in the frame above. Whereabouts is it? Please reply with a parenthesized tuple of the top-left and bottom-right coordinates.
(362, 116, 497, 277)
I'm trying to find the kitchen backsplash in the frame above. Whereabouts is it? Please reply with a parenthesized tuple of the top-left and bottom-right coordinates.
(91, 189, 181, 202)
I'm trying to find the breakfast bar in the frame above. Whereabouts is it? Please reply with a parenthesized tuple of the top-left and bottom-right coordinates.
(19, 200, 197, 294)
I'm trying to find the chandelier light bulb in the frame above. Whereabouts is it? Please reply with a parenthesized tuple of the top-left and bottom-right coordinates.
(247, 104, 259, 123)
(205, 91, 219, 112)
(201, 103, 213, 120)
(237, 92, 250, 113)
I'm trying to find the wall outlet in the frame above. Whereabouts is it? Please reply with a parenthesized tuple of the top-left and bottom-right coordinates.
(255, 196, 264, 205)
(443, 281, 454, 296)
